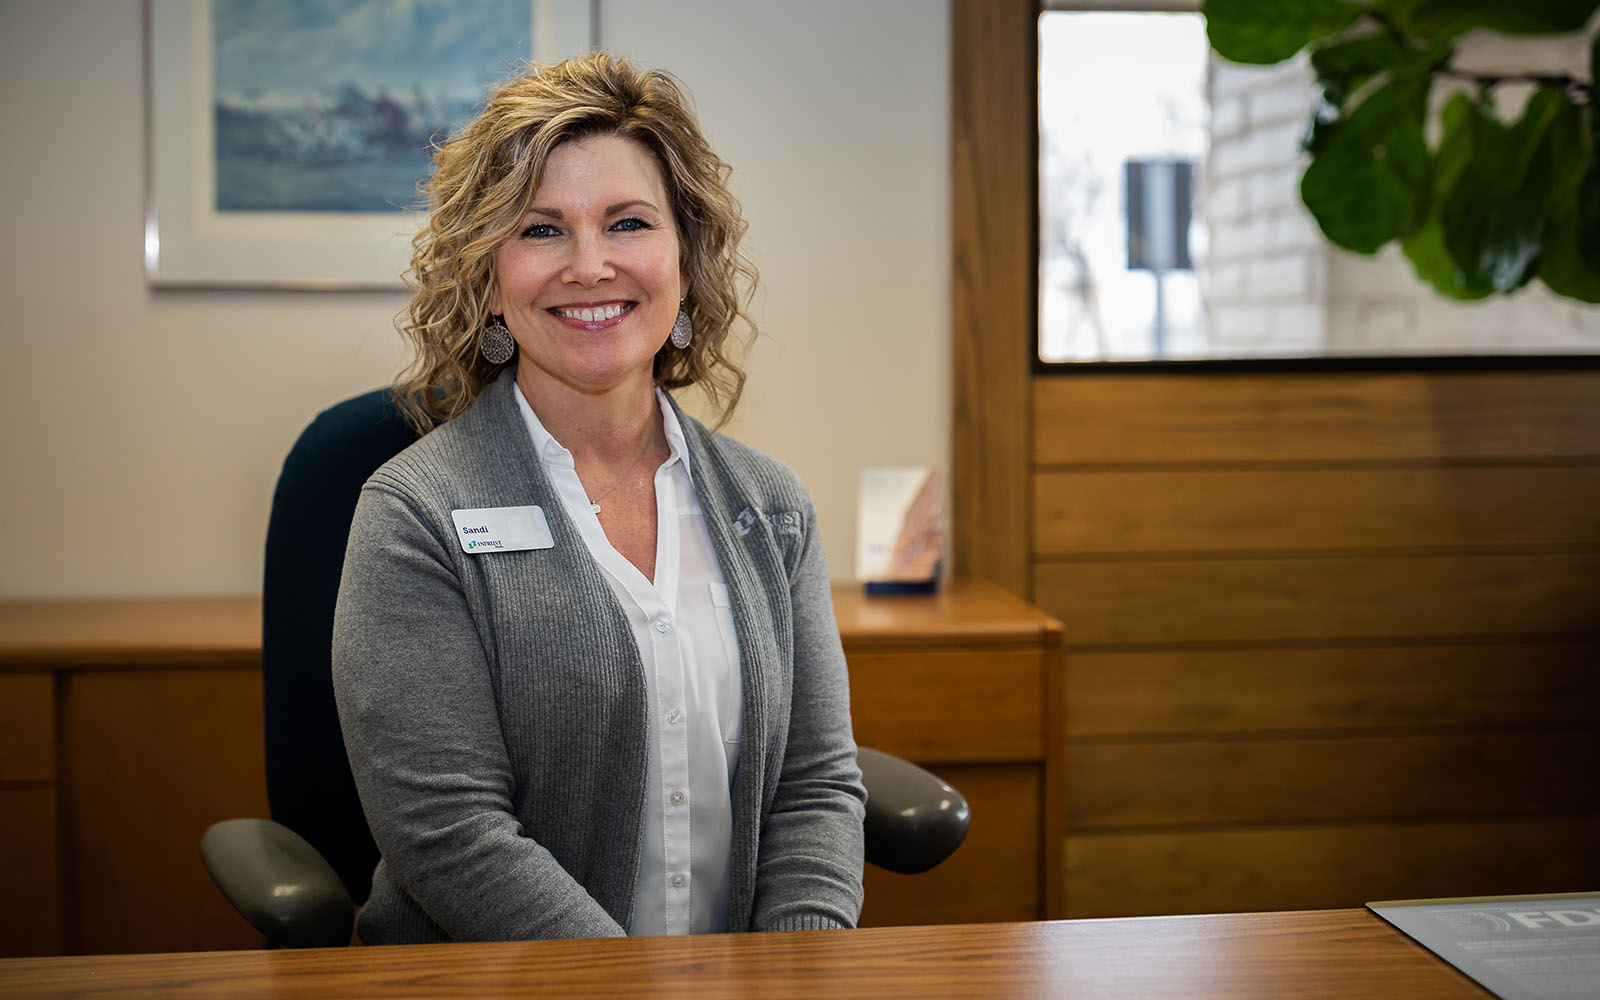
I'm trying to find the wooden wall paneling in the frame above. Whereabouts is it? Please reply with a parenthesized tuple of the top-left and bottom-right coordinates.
(1065, 642, 1600, 737)
(961, 0, 1600, 924)
(950, 0, 1037, 596)
(1035, 465, 1600, 555)
(1034, 371, 1600, 465)
(860, 764, 1041, 927)
(1031, 368, 1600, 918)
(1036, 551, 1600, 647)
(1067, 730, 1600, 828)
(847, 650, 1044, 762)
(61, 668, 268, 955)
(1064, 817, 1600, 918)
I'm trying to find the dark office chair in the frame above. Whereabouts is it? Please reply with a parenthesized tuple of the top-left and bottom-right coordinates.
(202, 388, 970, 948)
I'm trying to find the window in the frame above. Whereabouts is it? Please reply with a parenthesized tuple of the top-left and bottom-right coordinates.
(1039, 9, 1208, 361)
(1038, 3, 1600, 365)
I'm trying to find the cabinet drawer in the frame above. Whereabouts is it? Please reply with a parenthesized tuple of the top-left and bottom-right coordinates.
(861, 764, 1041, 925)
(65, 668, 268, 954)
(0, 673, 54, 782)
(0, 788, 61, 956)
(847, 649, 1044, 762)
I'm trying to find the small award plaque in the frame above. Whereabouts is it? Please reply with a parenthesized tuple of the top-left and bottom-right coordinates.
(856, 467, 945, 594)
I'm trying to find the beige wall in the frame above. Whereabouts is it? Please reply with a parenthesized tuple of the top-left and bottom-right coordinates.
(0, 0, 949, 597)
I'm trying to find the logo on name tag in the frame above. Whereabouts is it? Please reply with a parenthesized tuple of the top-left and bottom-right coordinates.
(449, 506, 554, 554)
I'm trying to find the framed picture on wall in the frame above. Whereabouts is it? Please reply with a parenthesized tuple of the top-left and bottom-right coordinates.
(145, 0, 594, 289)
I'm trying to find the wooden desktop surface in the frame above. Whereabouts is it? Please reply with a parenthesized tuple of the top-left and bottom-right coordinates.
(0, 596, 261, 667)
(0, 910, 1482, 999)
(0, 581, 1055, 666)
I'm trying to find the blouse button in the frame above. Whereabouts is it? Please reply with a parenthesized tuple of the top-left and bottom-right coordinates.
(654, 617, 671, 634)
(670, 789, 687, 806)
(666, 708, 683, 725)
(670, 873, 686, 888)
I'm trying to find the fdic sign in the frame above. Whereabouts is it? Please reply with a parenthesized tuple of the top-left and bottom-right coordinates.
(1506, 907, 1600, 930)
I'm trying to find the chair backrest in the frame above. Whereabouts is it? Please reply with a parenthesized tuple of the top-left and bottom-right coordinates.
(262, 388, 419, 904)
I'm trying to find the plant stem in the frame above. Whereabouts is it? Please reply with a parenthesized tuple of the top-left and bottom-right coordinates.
(1360, 6, 1592, 102)
(1435, 67, 1592, 100)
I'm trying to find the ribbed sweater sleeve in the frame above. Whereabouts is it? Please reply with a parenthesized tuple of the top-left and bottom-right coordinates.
(747, 488, 865, 932)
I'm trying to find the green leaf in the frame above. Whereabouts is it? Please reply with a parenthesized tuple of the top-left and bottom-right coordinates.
(1310, 32, 1448, 92)
(1301, 75, 1432, 253)
(1403, 222, 1497, 299)
(1433, 93, 1481, 197)
(1306, 32, 1452, 158)
(1204, 0, 1366, 65)
(1440, 89, 1568, 292)
(1400, 96, 1493, 297)
(1594, 30, 1600, 142)
(1405, 0, 1599, 36)
(1376, 0, 1431, 24)
(1539, 211, 1600, 301)
(1577, 174, 1600, 274)
(1400, 93, 1487, 297)
(1581, 32, 1600, 273)
(1304, 81, 1346, 156)
(1533, 91, 1596, 301)
(1542, 89, 1590, 210)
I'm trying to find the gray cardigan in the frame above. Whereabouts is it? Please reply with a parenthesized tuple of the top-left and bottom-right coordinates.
(332, 369, 865, 943)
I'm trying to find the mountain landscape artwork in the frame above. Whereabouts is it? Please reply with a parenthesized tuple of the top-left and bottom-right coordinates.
(211, 0, 529, 213)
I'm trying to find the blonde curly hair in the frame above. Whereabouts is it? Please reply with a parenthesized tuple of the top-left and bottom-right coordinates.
(394, 52, 756, 432)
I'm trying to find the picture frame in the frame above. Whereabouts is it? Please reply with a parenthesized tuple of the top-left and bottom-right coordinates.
(144, 0, 595, 289)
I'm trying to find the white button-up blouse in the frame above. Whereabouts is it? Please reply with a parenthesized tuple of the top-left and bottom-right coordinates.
(514, 383, 741, 935)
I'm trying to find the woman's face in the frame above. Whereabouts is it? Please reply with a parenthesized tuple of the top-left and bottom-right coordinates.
(491, 134, 682, 400)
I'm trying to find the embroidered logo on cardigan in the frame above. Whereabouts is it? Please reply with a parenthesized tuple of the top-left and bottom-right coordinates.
(732, 507, 802, 538)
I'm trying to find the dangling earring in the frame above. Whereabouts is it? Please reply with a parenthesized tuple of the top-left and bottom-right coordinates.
(670, 308, 693, 350)
(480, 316, 515, 364)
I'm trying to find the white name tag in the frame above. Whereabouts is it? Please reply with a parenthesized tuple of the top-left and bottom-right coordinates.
(450, 506, 555, 554)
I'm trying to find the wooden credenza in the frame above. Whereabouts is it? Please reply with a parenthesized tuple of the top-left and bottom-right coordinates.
(0, 582, 1062, 956)
(836, 582, 1063, 928)
(0, 599, 266, 957)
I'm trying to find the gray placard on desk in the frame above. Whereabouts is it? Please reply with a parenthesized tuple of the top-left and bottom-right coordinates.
(1369, 892, 1600, 999)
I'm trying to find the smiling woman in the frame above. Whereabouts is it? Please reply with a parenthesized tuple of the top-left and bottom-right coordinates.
(394, 56, 754, 432)
(331, 53, 867, 946)
(491, 135, 685, 407)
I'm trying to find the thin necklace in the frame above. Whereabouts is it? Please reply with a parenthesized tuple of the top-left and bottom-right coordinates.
(586, 425, 655, 515)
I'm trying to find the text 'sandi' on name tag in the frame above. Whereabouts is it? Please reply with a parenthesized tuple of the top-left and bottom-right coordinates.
(449, 506, 555, 553)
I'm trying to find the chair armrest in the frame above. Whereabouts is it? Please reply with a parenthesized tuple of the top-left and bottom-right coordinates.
(858, 747, 972, 875)
(200, 818, 354, 948)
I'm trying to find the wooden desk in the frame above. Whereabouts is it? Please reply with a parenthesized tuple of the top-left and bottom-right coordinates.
(0, 910, 1483, 999)
(0, 583, 1062, 956)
